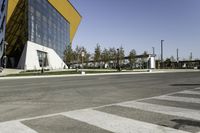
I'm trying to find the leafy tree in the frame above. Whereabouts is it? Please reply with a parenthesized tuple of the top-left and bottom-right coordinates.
(165, 58, 171, 68)
(74, 45, 82, 63)
(94, 44, 101, 65)
(129, 49, 137, 69)
(170, 56, 176, 62)
(101, 48, 110, 64)
(118, 46, 125, 64)
(80, 46, 90, 64)
(108, 47, 117, 68)
(64, 45, 74, 68)
(141, 51, 148, 69)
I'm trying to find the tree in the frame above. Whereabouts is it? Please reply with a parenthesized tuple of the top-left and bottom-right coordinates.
(165, 58, 171, 68)
(141, 51, 148, 69)
(74, 45, 82, 64)
(170, 56, 176, 62)
(94, 44, 101, 67)
(118, 46, 125, 64)
(64, 45, 74, 68)
(129, 49, 137, 69)
(108, 47, 117, 68)
(80, 46, 90, 64)
(101, 48, 110, 65)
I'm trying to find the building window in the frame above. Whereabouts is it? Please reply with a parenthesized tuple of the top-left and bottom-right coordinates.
(37, 50, 48, 67)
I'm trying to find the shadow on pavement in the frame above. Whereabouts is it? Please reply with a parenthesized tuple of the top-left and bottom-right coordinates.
(171, 119, 200, 129)
(170, 84, 200, 86)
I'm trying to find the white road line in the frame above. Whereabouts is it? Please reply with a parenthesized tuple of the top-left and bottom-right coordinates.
(62, 109, 189, 133)
(117, 101, 200, 121)
(0, 121, 38, 133)
(195, 87, 200, 90)
(154, 95, 200, 104)
(178, 90, 200, 95)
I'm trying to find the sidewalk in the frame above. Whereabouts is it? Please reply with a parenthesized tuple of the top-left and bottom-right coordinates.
(0, 69, 199, 80)
(0, 69, 22, 76)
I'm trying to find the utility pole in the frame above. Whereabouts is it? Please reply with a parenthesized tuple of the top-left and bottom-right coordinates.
(176, 48, 179, 63)
(190, 52, 193, 61)
(152, 47, 155, 55)
(161, 40, 164, 69)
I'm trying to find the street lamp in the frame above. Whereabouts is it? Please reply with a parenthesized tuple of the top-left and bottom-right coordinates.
(117, 48, 120, 71)
(3, 41, 8, 68)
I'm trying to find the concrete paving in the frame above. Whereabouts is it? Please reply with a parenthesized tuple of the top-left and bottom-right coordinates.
(0, 72, 200, 132)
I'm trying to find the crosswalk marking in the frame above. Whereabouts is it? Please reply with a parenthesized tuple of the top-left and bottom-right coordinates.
(178, 90, 200, 95)
(0, 88, 200, 133)
(154, 95, 200, 104)
(117, 101, 200, 121)
(0, 121, 38, 133)
(62, 109, 190, 133)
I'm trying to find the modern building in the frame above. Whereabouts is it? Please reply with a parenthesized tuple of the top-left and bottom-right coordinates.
(1, 0, 81, 70)
(0, 0, 8, 65)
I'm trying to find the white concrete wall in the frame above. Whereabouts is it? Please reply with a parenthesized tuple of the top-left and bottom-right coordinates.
(18, 41, 67, 70)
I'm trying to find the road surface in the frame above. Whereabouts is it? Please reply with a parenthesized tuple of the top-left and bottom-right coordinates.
(0, 72, 200, 133)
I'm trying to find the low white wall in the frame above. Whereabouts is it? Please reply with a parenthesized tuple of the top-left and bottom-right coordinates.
(18, 41, 67, 70)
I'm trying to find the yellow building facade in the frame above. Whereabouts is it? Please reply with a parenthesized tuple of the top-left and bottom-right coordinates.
(7, 0, 81, 43)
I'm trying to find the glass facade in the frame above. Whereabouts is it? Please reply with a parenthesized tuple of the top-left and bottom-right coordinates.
(28, 0, 70, 59)
(0, 0, 7, 60)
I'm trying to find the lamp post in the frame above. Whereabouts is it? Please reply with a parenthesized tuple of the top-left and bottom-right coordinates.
(3, 41, 8, 68)
(81, 51, 85, 74)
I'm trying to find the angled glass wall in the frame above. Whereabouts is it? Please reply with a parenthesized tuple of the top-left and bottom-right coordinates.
(28, 0, 70, 59)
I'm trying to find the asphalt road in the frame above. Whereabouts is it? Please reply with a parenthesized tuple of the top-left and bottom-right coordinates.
(0, 72, 200, 133)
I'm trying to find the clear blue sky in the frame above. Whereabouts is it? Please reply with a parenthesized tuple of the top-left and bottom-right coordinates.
(70, 0, 200, 60)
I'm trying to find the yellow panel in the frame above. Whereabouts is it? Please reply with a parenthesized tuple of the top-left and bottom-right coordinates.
(48, 0, 82, 43)
(6, 0, 19, 23)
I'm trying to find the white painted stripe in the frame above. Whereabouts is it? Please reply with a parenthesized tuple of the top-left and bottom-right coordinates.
(195, 87, 200, 90)
(179, 90, 200, 95)
(154, 95, 200, 104)
(117, 101, 200, 121)
(62, 109, 189, 133)
(0, 121, 38, 133)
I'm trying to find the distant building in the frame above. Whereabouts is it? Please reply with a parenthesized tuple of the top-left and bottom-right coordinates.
(1, 0, 81, 70)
